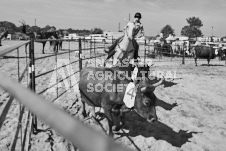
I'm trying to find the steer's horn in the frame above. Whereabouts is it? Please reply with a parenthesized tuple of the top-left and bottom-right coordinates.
(141, 86, 155, 92)
(141, 87, 146, 92)
(152, 77, 165, 87)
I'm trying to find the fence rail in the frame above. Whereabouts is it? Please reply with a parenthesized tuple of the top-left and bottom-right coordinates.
(0, 41, 30, 56)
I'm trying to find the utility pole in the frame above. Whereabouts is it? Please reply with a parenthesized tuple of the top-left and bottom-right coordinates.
(35, 18, 36, 26)
(129, 13, 130, 21)
(118, 22, 120, 32)
(211, 26, 214, 36)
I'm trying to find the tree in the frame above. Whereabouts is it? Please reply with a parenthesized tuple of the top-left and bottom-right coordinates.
(181, 17, 203, 38)
(30, 26, 41, 33)
(90, 28, 103, 34)
(160, 25, 175, 38)
(42, 25, 56, 32)
(0, 21, 20, 33)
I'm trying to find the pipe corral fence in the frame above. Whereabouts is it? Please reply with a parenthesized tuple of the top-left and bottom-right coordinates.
(0, 38, 134, 151)
(0, 38, 225, 151)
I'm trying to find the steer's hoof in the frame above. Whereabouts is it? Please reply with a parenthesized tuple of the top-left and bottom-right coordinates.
(112, 125, 121, 131)
(82, 111, 87, 118)
(112, 123, 124, 131)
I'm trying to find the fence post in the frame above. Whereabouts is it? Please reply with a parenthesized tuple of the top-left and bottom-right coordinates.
(29, 38, 37, 133)
(144, 40, 147, 63)
(68, 40, 71, 87)
(170, 44, 173, 61)
(79, 38, 82, 71)
(159, 45, 161, 62)
(182, 43, 185, 64)
(94, 39, 96, 67)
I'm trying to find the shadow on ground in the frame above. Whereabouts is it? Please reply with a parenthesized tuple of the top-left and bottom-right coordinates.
(201, 64, 224, 66)
(156, 98, 178, 110)
(115, 111, 199, 147)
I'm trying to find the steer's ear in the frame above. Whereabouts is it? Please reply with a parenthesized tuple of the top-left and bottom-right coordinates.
(146, 85, 155, 92)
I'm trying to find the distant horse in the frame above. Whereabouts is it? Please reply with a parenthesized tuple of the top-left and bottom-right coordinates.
(104, 22, 138, 67)
(0, 30, 8, 47)
(38, 31, 61, 54)
(21, 22, 61, 54)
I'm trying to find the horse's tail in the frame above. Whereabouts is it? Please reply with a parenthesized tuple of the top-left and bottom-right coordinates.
(19, 21, 27, 34)
(22, 26, 26, 34)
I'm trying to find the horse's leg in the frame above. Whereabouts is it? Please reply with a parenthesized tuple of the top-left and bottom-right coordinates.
(195, 57, 197, 66)
(81, 101, 87, 118)
(57, 42, 59, 53)
(112, 50, 123, 65)
(60, 42, 62, 50)
(0, 39, 2, 46)
(25, 43, 29, 53)
(42, 42, 46, 54)
(54, 42, 57, 54)
(55, 42, 59, 53)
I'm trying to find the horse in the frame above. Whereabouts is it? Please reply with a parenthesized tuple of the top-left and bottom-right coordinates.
(104, 22, 138, 67)
(0, 29, 8, 47)
(20, 22, 61, 54)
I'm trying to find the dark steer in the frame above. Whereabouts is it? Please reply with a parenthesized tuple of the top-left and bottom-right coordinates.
(192, 45, 222, 66)
(79, 66, 163, 136)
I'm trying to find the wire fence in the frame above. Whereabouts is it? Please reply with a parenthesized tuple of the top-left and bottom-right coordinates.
(0, 40, 33, 151)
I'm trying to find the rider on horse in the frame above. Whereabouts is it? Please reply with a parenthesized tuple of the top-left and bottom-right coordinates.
(106, 12, 144, 63)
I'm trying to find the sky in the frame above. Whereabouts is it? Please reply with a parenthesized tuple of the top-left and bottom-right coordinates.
(0, 0, 225, 37)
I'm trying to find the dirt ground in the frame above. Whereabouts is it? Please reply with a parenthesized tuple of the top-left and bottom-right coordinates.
(0, 40, 226, 151)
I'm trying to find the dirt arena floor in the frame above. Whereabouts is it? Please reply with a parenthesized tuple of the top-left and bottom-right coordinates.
(0, 40, 226, 151)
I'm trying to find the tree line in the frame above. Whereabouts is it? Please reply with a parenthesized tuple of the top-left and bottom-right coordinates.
(1, 17, 225, 39)
(160, 16, 204, 39)
(0, 21, 104, 36)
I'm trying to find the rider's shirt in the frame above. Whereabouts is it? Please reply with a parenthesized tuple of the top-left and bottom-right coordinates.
(134, 20, 144, 38)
